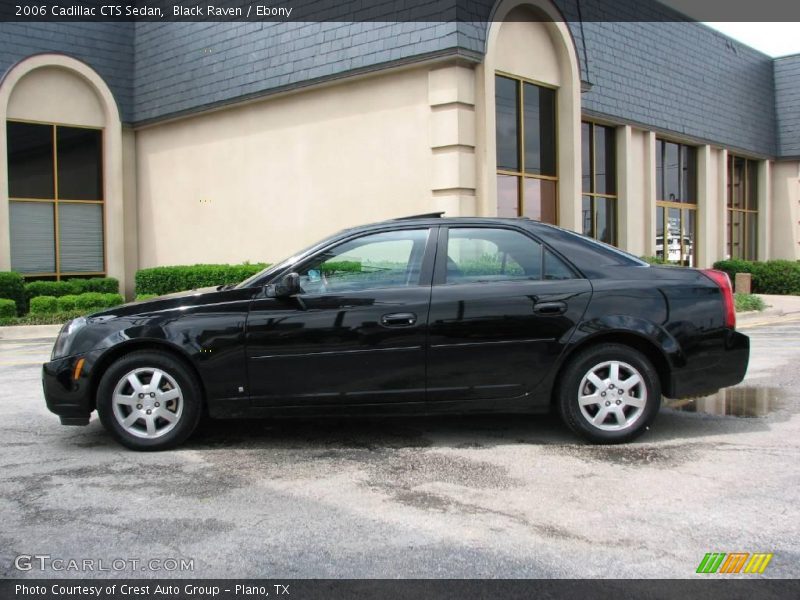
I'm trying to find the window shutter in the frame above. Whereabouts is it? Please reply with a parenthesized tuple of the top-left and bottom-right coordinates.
(58, 203, 104, 273)
(9, 202, 56, 273)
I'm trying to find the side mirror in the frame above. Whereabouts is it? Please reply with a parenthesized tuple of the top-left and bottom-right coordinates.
(267, 272, 301, 298)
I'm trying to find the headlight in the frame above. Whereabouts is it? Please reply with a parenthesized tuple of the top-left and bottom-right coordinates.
(51, 317, 88, 360)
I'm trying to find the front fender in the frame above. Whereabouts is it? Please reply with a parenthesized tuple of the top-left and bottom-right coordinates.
(68, 297, 251, 406)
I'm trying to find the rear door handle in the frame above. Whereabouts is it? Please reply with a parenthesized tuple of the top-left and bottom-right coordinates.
(381, 312, 417, 327)
(533, 301, 567, 315)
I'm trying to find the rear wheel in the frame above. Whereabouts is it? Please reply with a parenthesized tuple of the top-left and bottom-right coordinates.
(97, 350, 202, 451)
(557, 344, 661, 444)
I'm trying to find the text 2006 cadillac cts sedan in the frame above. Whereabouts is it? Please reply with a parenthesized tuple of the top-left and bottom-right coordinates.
(43, 215, 749, 450)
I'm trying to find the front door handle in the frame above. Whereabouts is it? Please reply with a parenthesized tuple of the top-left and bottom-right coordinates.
(533, 301, 567, 316)
(381, 312, 417, 327)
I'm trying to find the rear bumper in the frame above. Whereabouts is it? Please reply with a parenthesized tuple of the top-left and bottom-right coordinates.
(42, 349, 103, 425)
(668, 330, 750, 398)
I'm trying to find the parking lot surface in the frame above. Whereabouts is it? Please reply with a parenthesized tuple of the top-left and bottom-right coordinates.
(1, 323, 798, 578)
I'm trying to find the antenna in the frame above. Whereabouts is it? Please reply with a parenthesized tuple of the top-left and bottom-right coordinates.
(393, 212, 445, 220)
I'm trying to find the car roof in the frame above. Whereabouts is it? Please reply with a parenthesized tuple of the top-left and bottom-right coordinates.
(348, 215, 542, 232)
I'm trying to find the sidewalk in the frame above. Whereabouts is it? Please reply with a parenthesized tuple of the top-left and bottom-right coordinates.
(0, 323, 62, 341)
(0, 294, 798, 341)
(736, 294, 800, 329)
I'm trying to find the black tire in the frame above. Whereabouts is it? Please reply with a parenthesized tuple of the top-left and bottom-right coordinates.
(96, 350, 203, 451)
(557, 343, 661, 444)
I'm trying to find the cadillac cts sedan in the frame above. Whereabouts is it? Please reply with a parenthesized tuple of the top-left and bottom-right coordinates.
(43, 215, 749, 450)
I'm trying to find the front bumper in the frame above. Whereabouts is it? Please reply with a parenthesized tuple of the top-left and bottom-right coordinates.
(42, 349, 104, 425)
(668, 330, 750, 399)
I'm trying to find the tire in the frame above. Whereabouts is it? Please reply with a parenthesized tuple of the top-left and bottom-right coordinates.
(96, 350, 203, 451)
(557, 343, 661, 444)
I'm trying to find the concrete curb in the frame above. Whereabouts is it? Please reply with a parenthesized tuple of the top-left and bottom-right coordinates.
(0, 324, 63, 341)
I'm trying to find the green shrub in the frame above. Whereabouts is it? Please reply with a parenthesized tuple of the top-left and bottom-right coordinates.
(29, 295, 59, 314)
(640, 255, 669, 265)
(25, 280, 77, 299)
(135, 294, 157, 302)
(67, 277, 119, 294)
(0, 272, 26, 315)
(102, 293, 124, 307)
(0, 298, 17, 318)
(713, 259, 800, 295)
(56, 294, 80, 312)
(75, 292, 107, 311)
(734, 293, 766, 313)
(712, 259, 757, 280)
(135, 263, 268, 296)
(752, 260, 800, 295)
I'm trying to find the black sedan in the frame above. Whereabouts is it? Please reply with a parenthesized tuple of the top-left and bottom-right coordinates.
(43, 215, 749, 450)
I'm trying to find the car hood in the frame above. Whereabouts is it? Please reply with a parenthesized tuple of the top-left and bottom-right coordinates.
(88, 286, 254, 319)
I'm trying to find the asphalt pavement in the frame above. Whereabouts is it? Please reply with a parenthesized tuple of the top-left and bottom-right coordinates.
(0, 319, 798, 579)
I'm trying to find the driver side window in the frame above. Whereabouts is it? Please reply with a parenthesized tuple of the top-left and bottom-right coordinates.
(298, 229, 429, 294)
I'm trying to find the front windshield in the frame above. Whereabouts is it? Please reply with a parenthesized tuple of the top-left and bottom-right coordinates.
(234, 232, 345, 289)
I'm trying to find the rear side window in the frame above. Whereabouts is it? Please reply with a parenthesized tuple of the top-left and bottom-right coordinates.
(444, 228, 575, 284)
(544, 249, 574, 280)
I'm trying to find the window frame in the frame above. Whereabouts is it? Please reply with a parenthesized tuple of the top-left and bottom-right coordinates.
(581, 120, 618, 246)
(655, 138, 698, 267)
(727, 154, 759, 261)
(433, 225, 579, 286)
(7, 118, 106, 279)
(494, 71, 559, 224)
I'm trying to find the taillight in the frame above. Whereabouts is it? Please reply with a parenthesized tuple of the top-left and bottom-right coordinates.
(701, 269, 736, 329)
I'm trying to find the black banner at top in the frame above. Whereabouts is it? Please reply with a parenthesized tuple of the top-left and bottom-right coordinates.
(1, 0, 800, 22)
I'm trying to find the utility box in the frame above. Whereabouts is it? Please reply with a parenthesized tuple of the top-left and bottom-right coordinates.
(734, 272, 752, 294)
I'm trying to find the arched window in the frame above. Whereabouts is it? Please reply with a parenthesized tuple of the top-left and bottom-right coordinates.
(1, 54, 123, 284)
(8, 120, 105, 277)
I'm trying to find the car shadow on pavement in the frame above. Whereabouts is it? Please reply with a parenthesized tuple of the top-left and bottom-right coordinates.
(176, 406, 785, 451)
(54, 405, 787, 453)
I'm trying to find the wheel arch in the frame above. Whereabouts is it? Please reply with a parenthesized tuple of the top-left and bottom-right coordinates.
(90, 340, 207, 412)
(551, 330, 674, 404)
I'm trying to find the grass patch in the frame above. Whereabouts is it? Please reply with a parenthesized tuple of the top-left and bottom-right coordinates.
(734, 293, 766, 313)
(0, 311, 85, 327)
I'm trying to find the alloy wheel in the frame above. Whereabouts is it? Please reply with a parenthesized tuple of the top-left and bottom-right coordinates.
(111, 367, 184, 439)
(577, 360, 647, 432)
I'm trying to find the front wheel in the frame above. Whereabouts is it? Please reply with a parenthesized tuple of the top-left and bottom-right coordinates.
(557, 344, 661, 444)
(96, 350, 202, 451)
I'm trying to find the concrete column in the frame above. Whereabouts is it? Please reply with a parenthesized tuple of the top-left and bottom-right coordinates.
(617, 126, 635, 254)
(0, 123, 9, 271)
(644, 131, 657, 255)
(697, 145, 714, 268)
(122, 128, 139, 299)
(758, 160, 771, 261)
(717, 149, 728, 260)
(428, 65, 477, 216)
(770, 160, 800, 260)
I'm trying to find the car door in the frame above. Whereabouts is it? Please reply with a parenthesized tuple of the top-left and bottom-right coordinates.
(246, 227, 436, 407)
(426, 225, 592, 404)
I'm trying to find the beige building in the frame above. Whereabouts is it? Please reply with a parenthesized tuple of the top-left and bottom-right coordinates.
(1, 1, 799, 296)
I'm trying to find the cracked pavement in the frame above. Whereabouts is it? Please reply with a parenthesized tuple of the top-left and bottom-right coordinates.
(0, 322, 798, 578)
